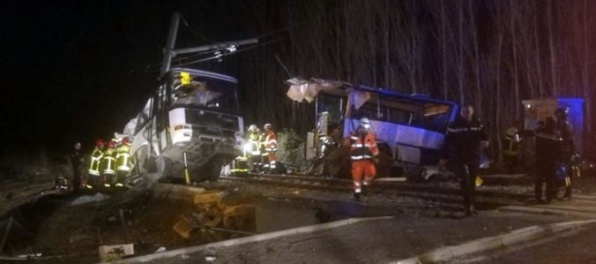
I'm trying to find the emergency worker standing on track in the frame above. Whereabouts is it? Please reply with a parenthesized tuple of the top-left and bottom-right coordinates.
(440, 105, 489, 216)
(344, 117, 379, 202)
(262, 123, 277, 173)
(247, 124, 262, 173)
(503, 123, 522, 174)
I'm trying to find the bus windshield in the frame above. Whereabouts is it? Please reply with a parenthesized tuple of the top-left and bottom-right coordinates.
(166, 69, 240, 113)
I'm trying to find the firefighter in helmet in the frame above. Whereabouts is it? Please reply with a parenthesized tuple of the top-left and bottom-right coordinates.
(262, 123, 278, 173)
(503, 122, 522, 174)
(532, 116, 561, 204)
(87, 139, 105, 189)
(230, 126, 253, 176)
(344, 117, 379, 202)
(115, 137, 133, 187)
(247, 124, 262, 173)
(101, 140, 117, 188)
(440, 105, 489, 216)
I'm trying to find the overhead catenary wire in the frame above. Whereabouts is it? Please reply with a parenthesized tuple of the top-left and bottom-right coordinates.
(138, 5, 344, 74)
(172, 38, 286, 68)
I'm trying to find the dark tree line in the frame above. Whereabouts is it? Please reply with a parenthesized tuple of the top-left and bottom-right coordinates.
(156, 0, 595, 162)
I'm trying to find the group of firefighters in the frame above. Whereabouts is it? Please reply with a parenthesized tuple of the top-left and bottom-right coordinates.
(233, 123, 278, 174)
(86, 135, 135, 189)
(58, 135, 134, 193)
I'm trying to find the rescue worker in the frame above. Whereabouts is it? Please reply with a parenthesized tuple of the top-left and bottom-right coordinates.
(503, 123, 522, 174)
(115, 137, 133, 187)
(532, 117, 561, 204)
(53, 175, 69, 191)
(555, 107, 576, 199)
(246, 124, 262, 173)
(262, 123, 278, 173)
(344, 117, 379, 202)
(259, 129, 269, 172)
(230, 126, 255, 176)
(440, 105, 489, 216)
(101, 140, 117, 188)
(87, 139, 105, 189)
(70, 142, 84, 194)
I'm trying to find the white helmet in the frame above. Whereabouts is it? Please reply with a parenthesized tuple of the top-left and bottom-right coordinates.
(248, 124, 258, 132)
(264, 123, 272, 129)
(359, 117, 371, 129)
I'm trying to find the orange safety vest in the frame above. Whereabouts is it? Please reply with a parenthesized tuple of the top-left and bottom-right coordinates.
(348, 131, 379, 161)
(264, 130, 277, 152)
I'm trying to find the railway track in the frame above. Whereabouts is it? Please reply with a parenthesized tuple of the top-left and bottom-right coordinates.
(218, 173, 534, 210)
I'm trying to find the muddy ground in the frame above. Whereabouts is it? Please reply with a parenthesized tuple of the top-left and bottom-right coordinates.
(0, 170, 595, 263)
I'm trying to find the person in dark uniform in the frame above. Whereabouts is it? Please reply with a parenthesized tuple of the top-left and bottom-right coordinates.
(533, 117, 562, 204)
(440, 105, 489, 216)
(555, 107, 576, 199)
(71, 142, 84, 194)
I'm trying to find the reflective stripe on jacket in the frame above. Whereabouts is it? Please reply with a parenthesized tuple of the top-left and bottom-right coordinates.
(348, 131, 379, 161)
(88, 147, 104, 176)
(441, 117, 488, 162)
(116, 144, 132, 172)
(248, 133, 261, 156)
(264, 130, 277, 152)
(102, 148, 116, 174)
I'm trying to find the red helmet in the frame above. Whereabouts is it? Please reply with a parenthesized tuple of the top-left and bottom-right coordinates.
(96, 139, 105, 148)
(121, 137, 130, 145)
(108, 140, 116, 148)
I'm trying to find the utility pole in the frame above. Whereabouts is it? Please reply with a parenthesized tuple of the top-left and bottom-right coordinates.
(160, 13, 180, 77)
(160, 12, 259, 77)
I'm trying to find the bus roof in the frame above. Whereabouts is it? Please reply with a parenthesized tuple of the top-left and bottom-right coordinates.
(317, 82, 458, 107)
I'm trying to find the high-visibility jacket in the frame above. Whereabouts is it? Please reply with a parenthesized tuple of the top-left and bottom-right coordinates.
(348, 131, 379, 161)
(263, 130, 277, 152)
(247, 132, 261, 156)
(116, 143, 132, 172)
(88, 147, 104, 176)
(503, 126, 521, 156)
(102, 147, 116, 175)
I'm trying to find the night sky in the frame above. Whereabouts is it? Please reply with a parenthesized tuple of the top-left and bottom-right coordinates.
(2, 1, 250, 152)
(3, 0, 594, 156)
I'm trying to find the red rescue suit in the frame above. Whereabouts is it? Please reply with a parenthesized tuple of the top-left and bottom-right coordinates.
(346, 130, 379, 194)
(263, 129, 277, 170)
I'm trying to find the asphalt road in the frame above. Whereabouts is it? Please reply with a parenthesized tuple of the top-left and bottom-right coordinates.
(454, 223, 596, 264)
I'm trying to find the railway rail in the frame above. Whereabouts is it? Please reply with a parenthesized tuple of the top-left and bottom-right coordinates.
(218, 173, 534, 210)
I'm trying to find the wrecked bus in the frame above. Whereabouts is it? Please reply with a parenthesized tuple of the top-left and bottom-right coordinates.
(125, 68, 244, 183)
(286, 79, 458, 179)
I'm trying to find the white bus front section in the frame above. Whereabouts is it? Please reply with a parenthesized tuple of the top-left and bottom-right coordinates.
(168, 107, 245, 152)
(169, 108, 192, 145)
